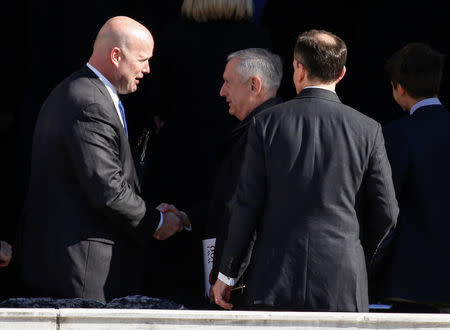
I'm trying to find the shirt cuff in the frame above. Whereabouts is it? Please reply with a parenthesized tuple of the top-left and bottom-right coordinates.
(155, 212, 164, 232)
(218, 272, 236, 286)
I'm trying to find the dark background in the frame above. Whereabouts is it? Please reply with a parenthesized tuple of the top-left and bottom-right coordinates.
(2, 0, 449, 245)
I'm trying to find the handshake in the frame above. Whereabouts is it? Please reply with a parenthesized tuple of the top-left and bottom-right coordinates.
(153, 203, 191, 240)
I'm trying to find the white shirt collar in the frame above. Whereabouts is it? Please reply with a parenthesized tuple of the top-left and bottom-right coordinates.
(304, 85, 336, 93)
(410, 97, 441, 115)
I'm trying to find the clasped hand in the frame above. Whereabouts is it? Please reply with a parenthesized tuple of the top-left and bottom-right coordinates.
(209, 278, 233, 310)
(153, 203, 191, 240)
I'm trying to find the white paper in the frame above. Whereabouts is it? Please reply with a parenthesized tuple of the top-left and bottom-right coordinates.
(202, 237, 216, 298)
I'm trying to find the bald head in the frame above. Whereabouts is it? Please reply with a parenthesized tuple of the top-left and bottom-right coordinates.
(315, 31, 338, 45)
(93, 16, 152, 56)
(89, 16, 154, 94)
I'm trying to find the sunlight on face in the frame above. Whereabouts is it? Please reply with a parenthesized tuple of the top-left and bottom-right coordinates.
(117, 35, 153, 94)
(219, 58, 253, 121)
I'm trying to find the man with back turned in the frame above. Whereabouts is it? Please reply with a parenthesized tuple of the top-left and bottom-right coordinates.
(211, 29, 399, 312)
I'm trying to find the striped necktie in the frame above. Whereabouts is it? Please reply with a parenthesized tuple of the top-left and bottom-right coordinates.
(118, 99, 128, 138)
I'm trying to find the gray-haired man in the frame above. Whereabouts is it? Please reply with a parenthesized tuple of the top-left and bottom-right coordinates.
(205, 48, 283, 307)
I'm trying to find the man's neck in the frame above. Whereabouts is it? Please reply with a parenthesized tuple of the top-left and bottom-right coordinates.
(297, 81, 337, 94)
(403, 95, 429, 113)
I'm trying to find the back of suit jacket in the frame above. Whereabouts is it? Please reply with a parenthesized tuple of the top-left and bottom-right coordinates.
(220, 88, 398, 311)
(18, 66, 160, 303)
(380, 105, 450, 303)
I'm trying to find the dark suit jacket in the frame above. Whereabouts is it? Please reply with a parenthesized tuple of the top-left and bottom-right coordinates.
(17, 66, 160, 303)
(206, 97, 282, 291)
(219, 88, 398, 311)
(140, 18, 273, 301)
(143, 19, 273, 229)
(379, 104, 450, 304)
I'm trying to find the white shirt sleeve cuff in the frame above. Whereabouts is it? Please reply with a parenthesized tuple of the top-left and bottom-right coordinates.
(218, 272, 236, 286)
(155, 212, 164, 232)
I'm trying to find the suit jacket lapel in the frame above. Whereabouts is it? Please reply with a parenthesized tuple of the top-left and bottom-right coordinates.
(82, 66, 124, 130)
(81, 65, 141, 189)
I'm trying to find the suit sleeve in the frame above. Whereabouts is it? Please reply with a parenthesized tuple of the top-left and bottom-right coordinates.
(363, 124, 399, 267)
(219, 116, 267, 278)
(65, 102, 160, 245)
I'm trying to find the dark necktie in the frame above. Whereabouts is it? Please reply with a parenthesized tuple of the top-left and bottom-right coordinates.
(118, 99, 128, 138)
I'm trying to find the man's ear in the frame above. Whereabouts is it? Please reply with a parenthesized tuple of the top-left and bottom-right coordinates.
(250, 76, 262, 94)
(294, 59, 307, 82)
(396, 83, 407, 96)
(337, 65, 346, 82)
(111, 47, 121, 68)
(392, 81, 407, 96)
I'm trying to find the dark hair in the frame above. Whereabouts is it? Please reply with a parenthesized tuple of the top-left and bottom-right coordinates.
(293, 29, 347, 83)
(385, 42, 446, 98)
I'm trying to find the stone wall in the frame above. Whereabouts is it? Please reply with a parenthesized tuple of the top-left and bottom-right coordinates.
(1, 309, 450, 330)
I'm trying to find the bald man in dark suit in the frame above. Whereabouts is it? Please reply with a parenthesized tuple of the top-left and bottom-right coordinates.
(17, 16, 188, 303)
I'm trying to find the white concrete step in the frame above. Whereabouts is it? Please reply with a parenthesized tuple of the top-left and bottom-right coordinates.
(1, 308, 450, 329)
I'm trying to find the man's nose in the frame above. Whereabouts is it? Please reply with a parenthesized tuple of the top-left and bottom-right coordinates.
(143, 61, 150, 74)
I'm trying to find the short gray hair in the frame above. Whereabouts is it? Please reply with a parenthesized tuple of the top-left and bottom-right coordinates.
(227, 48, 283, 91)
